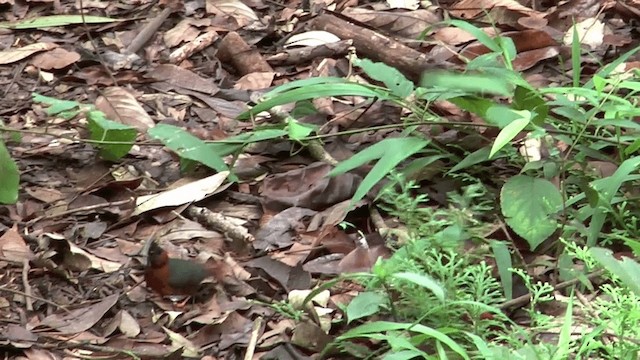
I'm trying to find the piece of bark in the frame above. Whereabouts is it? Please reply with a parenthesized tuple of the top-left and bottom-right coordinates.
(266, 39, 353, 65)
(170, 30, 219, 64)
(217, 32, 273, 75)
(311, 13, 437, 82)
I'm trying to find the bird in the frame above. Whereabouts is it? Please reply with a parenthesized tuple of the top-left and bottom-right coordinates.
(144, 241, 217, 297)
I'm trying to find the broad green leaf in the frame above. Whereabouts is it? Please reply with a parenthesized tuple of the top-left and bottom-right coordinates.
(354, 58, 414, 98)
(86, 111, 136, 161)
(346, 292, 387, 324)
(0, 15, 119, 29)
(500, 175, 562, 250)
(490, 111, 531, 158)
(0, 140, 19, 204)
(392, 272, 445, 302)
(591, 247, 640, 295)
(148, 124, 229, 174)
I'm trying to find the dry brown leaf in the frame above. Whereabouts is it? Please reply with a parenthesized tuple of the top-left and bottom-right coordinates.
(262, 162, 361, 211)
(148, 64, 219, 95)
(49, 235, 122, 273)
(0, 42, 57, 65)
(30, 47, 80, 70)
(234, 71, 275, 90)
(37, 294, 119, 334)
(450, 0, 540, 19)
(0, 224, 33, 262)
(94, 87, 155, 132)
(164, 19, 211, 47)
(254, 207, 317, 251)
(342, 8, 440, 39)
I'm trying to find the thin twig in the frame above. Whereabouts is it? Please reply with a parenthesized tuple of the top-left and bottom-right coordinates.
(0, 287, 70, 313)
(21, 258, 33, 311)
(243, 316, 263, 360)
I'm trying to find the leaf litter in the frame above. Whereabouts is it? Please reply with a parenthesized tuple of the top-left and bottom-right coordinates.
(0, 0, 637, 358)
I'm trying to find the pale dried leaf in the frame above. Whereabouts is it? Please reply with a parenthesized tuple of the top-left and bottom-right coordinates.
(284, 31, 341, 48)
(0, 42, 57, 65)
(133, 172, 230, 216)
(95, 87, 155, 131)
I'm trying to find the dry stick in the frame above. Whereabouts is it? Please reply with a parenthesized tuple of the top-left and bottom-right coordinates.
(21, 259, 33, 311)
(0, 287, 70, 313)
(186, 206, 254, 243)
(170, 30, 218, 64)
(26, 198, 133, 226)
(243, 316, 263, 360)
(265, 40, 353, 66)
(311, 11, 436, 82)
(125, 7, 173, 54)
(499, 269, 606, 310)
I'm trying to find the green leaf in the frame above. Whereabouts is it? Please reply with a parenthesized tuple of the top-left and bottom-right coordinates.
(392, 272, 446, 302)
(571, 24, 581, 87)
(421, 72, 513, 96)
(148, 124, 229, 174)
(553, 290, 574, 360)
(338, 321, 469, 360)
(489, 111, 531, 158)
(86, 111, 136, 161)
(513, 86, 548, 126)
(449, 96, 494, 118)
(354, 58, 414, 98)
(239, 82, 387, 119)
(485, 105, 526, 128)
(448, 20, 501, 53)
(500, 175, 562, 250)
(624, 238, 640, 257)
(287, 118, 317, 141)
(346, 292, 387, 323)
(208, 127, 288, 157)
(491, 241, 513, 300)
(586, 156, 640, 246)
(383, 350, 424, 360)
(0, 140, 19, 204)
(329, 137, 429, 206)
(32, 93, 82, 116)
(0, 15, 119, 29)
(591, 247, 640, 296)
